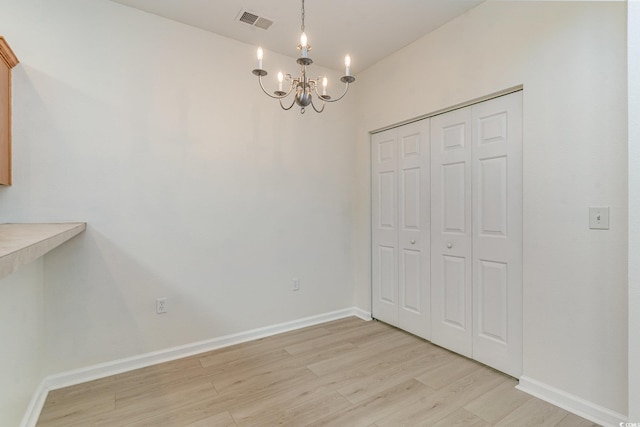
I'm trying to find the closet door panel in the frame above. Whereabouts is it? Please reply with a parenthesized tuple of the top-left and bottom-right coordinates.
(378, 245, 397, 304)
(442, 254, 467, 329)
(372, 129, 399, 325)
(378, 171, 396, 229)
(472, 92, 523, 377)
(431, 108, 472, 357)
(399, 167, 422, 316)
(477, 259, 508, 343)
(400, 167, 421, 232)
(397, 120, 430, 339)
(443, 162, 467, 233)
(478, 156, 508, 237)
(400, 248, 421, 312)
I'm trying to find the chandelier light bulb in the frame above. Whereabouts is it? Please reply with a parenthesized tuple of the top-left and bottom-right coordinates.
(322, 77, 328, 95)
(257, 47, 263, 69)
(300, 32, 308, 57)
(344, 55, 351, 76)
(278, 72, 284, 92)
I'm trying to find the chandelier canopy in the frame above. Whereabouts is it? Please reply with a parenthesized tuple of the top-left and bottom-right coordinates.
(251, 0, 355, 114)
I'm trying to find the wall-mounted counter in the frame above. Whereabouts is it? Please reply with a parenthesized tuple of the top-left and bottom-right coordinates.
(0, 223, 86, 280)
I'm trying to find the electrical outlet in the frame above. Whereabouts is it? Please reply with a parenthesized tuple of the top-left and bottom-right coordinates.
(156, 297, 167, 314)
(292, 278, 300, 291)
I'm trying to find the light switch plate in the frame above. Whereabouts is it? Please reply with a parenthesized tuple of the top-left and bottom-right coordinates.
(589, 207, 610, 230)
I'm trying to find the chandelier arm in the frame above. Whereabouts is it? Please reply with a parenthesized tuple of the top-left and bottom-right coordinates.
(314, 81, 352, 103)
(310, 96, 325, 113)
(258, 75, 294, 100)
(279, 97, 297, 111)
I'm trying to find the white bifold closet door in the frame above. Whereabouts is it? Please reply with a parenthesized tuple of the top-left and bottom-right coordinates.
(431, 91, 522, 377)
(371, 119, 430, 340)
(430, 106, 473, 357)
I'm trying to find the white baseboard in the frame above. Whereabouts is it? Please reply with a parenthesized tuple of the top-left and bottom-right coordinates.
(517, 376, 627, 427)
(20, 307, 371, 427)
(352, 306, 372, 321)
(19, 379, 48, 427)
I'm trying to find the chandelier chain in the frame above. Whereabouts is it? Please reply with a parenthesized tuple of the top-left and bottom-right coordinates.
(301, 0, 305, 33)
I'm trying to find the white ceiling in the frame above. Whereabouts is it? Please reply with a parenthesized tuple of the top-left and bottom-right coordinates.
(108, 0, 484, 73)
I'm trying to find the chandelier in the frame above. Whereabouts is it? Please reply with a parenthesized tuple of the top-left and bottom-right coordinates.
(251, 0, 355, 114)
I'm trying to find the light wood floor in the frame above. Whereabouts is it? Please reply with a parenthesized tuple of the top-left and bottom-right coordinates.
(37, 317, 599, 426)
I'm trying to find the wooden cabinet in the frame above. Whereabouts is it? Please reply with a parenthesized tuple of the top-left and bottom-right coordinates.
(0, 37, 19, 186)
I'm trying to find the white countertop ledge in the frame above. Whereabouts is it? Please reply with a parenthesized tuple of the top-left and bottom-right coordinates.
(0, 223, 87, 281)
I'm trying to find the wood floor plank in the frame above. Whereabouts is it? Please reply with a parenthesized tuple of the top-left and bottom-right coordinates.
(115, 379, 217, 409)
(40, 376, 116, 404)
(494, 397, 574, 426)
(306, 378, 433, 427)
(91, 381, 217, 426)
(374, 366, 506, 426)
(288, 340, 358, 366)
(108, 356, 207, 397)
(114, 364, 212, 404)
(284, 319, 385, 355)
(36, 317, 599, 427)
(556, 413, 601, 427)
(198, 327, 331, 366)
(415, 350, 487, 390)
(351, 321, 415, 348)
(203, 349, 296, 390)
(36, 393, 115, 427)
(306, 331, 421, 377)
(336, 349, 442, 404)
(199, 347, 291, 371)
(125, 370, 320, 426)
(234, 390, 352, 426)
(211, 360, 312, 395)
(431, 407, 493, 427)
(184, 411, 237, 427)
(124, 397, 242, 427)
(225, 369, 342, 424)
(464, 375, 533, 423)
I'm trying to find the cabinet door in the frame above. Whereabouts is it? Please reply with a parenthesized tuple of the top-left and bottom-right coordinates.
(430, 107, 473, 357)
(0, 62, 9, 185)
(0, 37, 18, 186)
(372, 128, 399, 326)
(471, 92, 522, 377)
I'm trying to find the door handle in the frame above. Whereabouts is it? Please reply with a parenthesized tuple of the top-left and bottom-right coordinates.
(447, 242, 453, 249)
(410, 240, 416, 245)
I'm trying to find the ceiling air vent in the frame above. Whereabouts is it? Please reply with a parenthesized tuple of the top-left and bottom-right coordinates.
(236, 8, 273, 30)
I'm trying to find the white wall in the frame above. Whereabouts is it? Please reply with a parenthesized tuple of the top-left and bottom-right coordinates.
(0, 260, 44, 426)
(354, 0, 627, 418)
(0, 0, 356, 381)
(629, 0, 640, 420)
